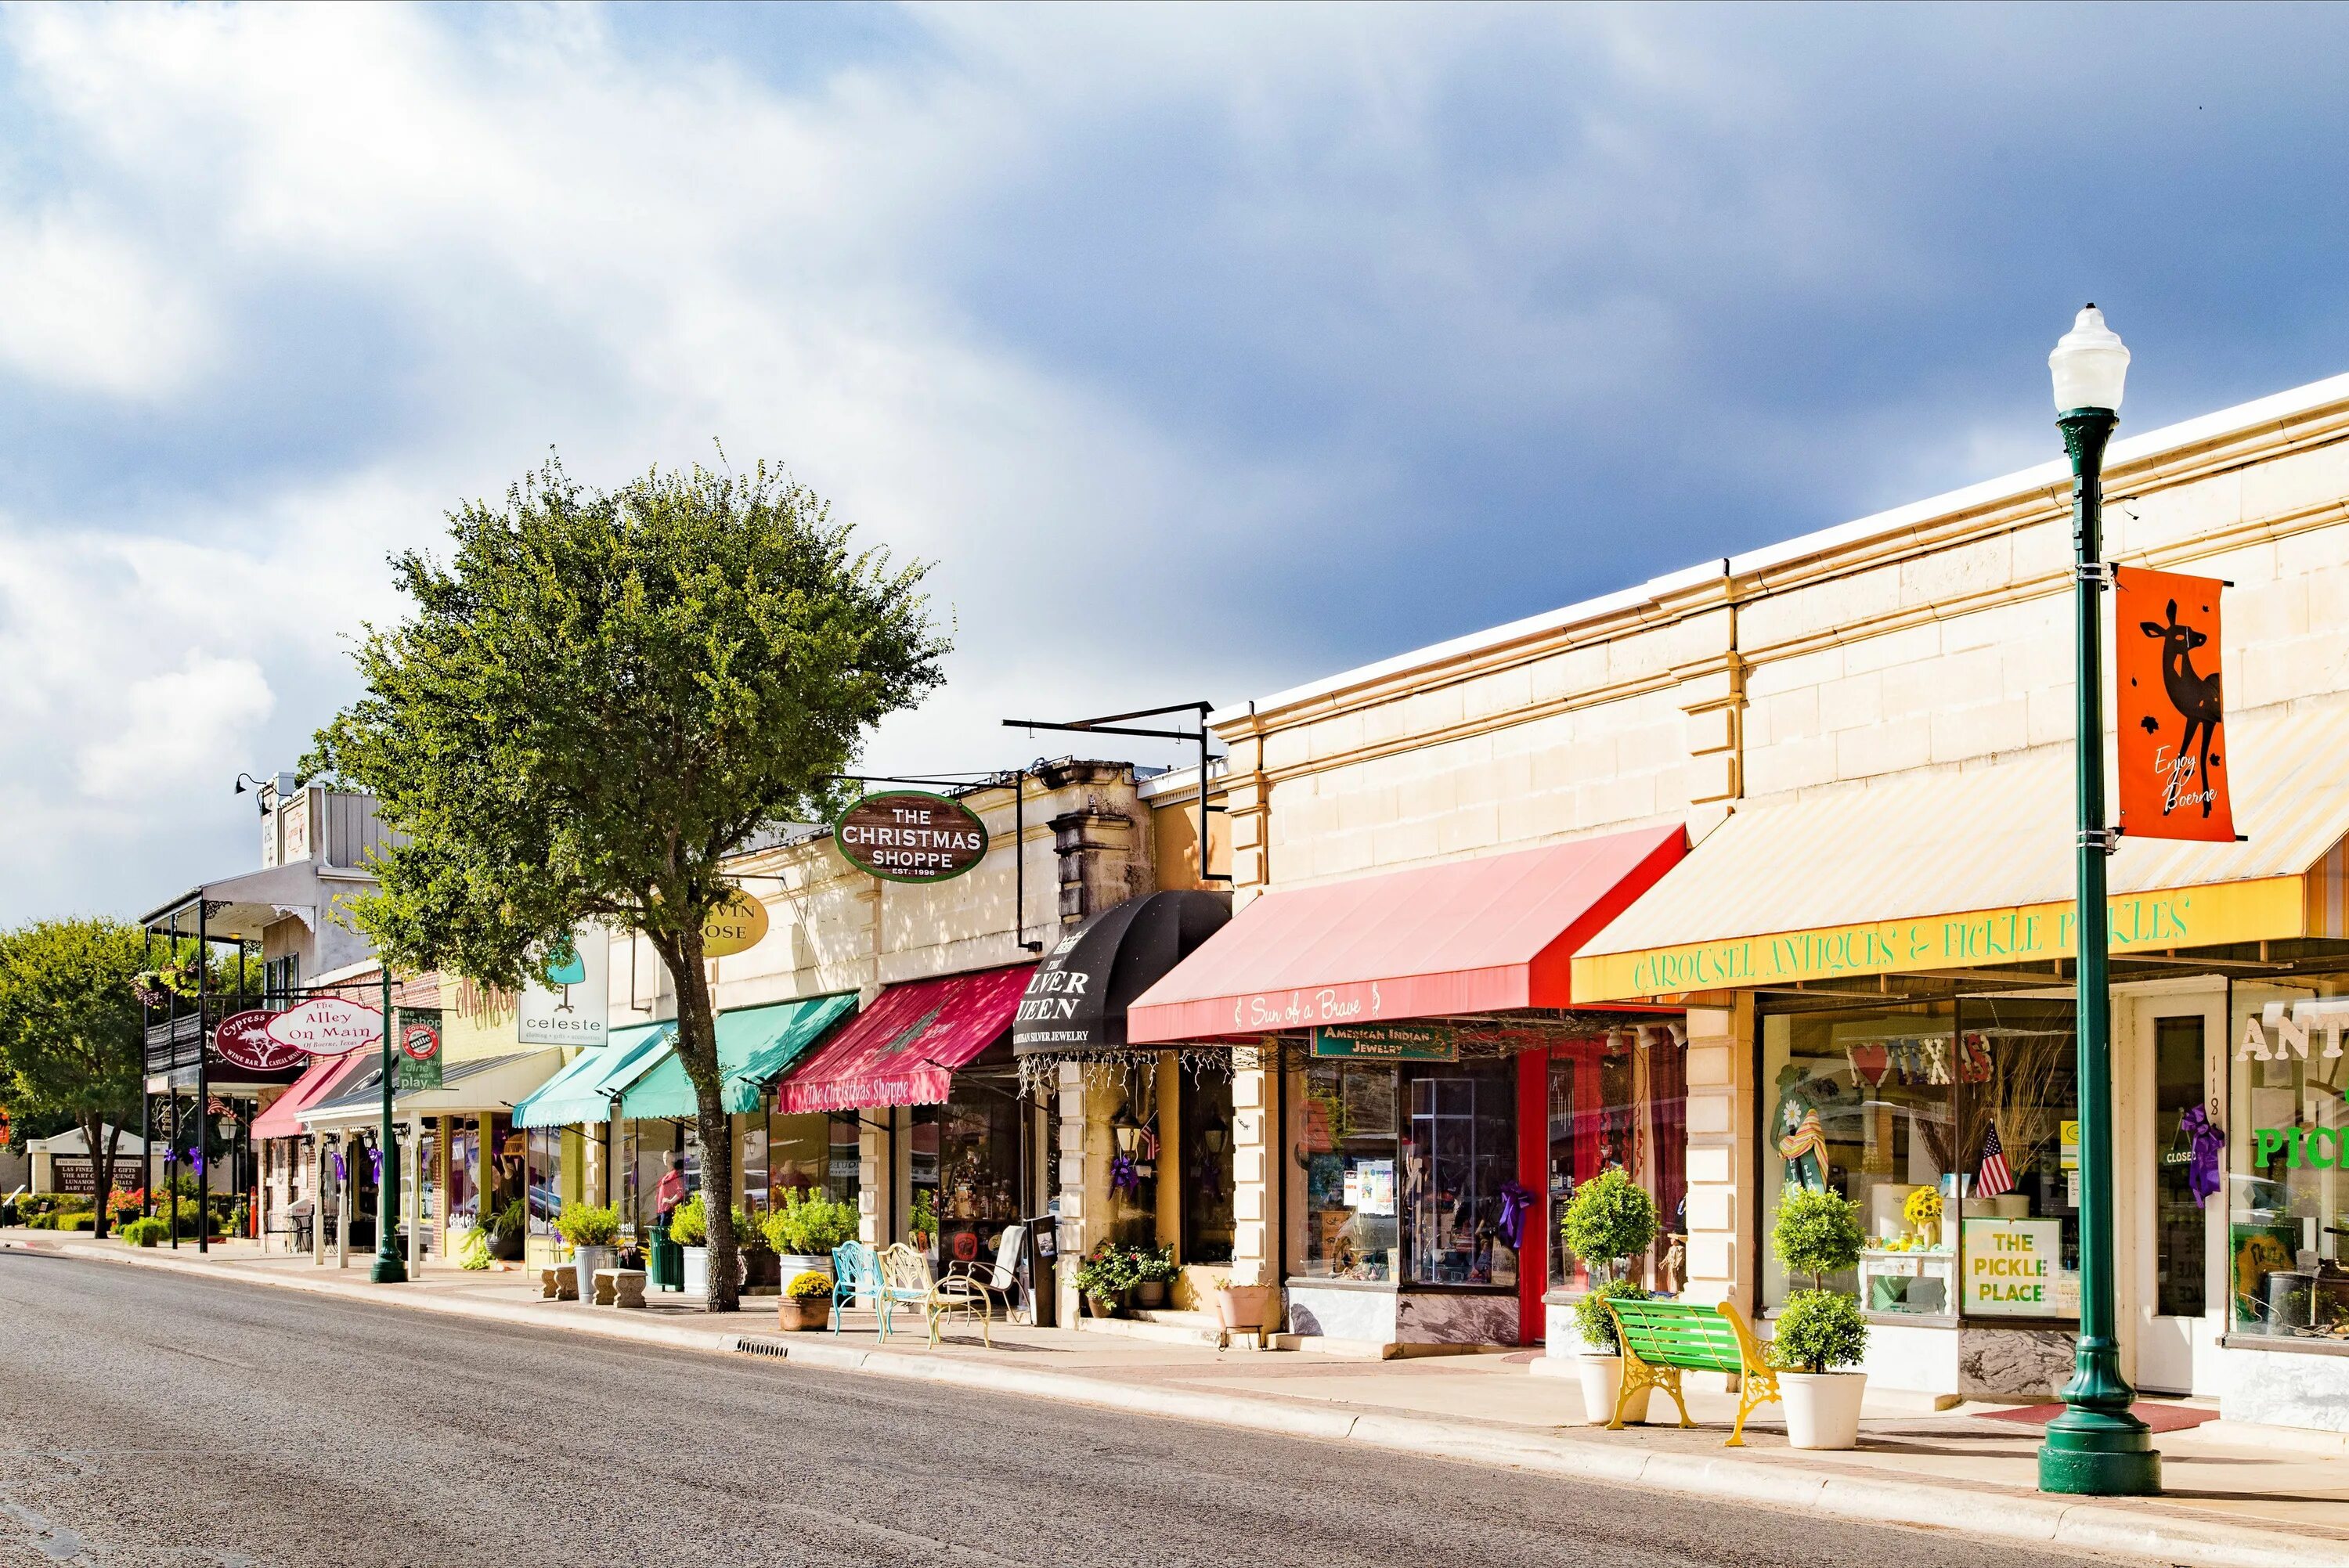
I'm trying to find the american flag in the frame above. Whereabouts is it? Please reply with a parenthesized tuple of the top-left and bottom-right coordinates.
(1976, 1123, 2015, 1199)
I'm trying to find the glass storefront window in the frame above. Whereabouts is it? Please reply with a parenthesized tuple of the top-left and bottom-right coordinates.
(1958, 997, 2080, 1321)
(1402, 1058, 1517, 1289)
(1299, 1061, 1399, 1281)
(742, 1119, 770, 1214)
(2228, 984, 2349, 1340)
(525, 1126, 564, 1234)
(767, 1112, 859, 1206)
(417, 1129, 438, 1250)
(1181, 1066, 1236, 1266)
(446, 1116, 479, 1224)
(914, 1065, 1026, 1269)
(1550, 1033, 1682, 1289)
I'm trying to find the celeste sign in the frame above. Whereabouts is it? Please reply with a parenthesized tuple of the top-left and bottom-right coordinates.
(264, 996, 382, 1057)
(834, 791, 988, 884)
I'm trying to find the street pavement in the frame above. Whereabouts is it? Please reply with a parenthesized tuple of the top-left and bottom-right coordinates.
(0, 1251, 2105, 1568)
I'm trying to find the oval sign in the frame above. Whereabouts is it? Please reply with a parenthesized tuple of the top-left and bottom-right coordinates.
(702, 887, 770, 958)
(264, 996, 383, 1057)
(214, 1009, 305, 1072)
(834, 791, 990, 885)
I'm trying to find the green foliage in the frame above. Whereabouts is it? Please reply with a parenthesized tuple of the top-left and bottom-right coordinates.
(1131, 1244, 1178, 1285)
(785, 1270, 833, 1299)
(668, 1192, 708, 1246)
(26, 1211, 55, 1229)
(120, 1216, 168, 1248)
(0, 918, 150, 1233)
(552, 1202, 620, 1247)
(1773, 1188, 1864, 1289)
(1769, 1289, 1870, 1374)
(907, 1189, 938, 1239)
(733, 1206, 768, 1252)
(1072, 1239, 1139, 1301)
(455, 1225, 493, 1270)
(303, 455, 947, 1310)
(763, 1189, 858, 1255)
(62, 1213, 94, 1231)
(1574, 1276, 1651, 1354)
(1559, 1168, 1659, 1281)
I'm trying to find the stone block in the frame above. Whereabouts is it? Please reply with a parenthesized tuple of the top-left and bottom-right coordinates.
(1232, 1147, 1265, 1186)
(1233, 1184, 1263, 1222)
(1929, 696, 2030, 763)
(1835, 713, 1932, 779)
(1817, 671, 1882, 732)
(1686, 1184, 1733, 1232)
(1685, 1233, 1734, 1280)
(1683, 752, 1737, 805)
(1686, 1089, 1734, 1136)
(1233, 1220, 1265, 1260)
(1232, 1071, 1265, 1111)
(1838, 619, 1940, 676)
(1685, 1043, 1733, 1086)
(1687, 1144, 1733, 1186)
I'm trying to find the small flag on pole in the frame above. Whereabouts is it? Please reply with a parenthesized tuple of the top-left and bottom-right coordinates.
(1976, 1123, 2015, 1199)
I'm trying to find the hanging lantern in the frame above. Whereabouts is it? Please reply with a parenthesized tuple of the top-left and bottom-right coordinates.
(1110, 1102, 1143, 1157)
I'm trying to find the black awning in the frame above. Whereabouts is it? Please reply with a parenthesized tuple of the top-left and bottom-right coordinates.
(1012, 890, 1232, 1054)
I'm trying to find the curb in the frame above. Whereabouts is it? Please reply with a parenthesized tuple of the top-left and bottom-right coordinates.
(20, 1240, 2346, 1568)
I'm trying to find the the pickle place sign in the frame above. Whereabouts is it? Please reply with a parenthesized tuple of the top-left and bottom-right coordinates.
(834, 791, 989, 885)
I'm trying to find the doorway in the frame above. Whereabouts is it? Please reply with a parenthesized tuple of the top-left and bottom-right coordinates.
(2126, 992, 2225, 1394)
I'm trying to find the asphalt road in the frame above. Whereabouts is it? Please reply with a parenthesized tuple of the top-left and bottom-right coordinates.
(0, 1252, 2098, 1568)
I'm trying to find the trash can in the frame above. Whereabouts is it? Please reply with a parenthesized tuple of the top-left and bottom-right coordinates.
(648, 1213, 683, 1292)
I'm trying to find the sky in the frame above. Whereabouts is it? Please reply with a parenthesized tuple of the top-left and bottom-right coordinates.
(5, 2, 2349, 923)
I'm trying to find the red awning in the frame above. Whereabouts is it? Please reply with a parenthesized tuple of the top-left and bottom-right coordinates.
(774, 965, 1034, 1113)
(251, 1054, 366, 1140)
(1127, 825, 1686, 1042)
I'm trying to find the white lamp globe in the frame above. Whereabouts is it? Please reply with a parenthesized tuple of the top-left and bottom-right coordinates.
(2049, 304, 2130, 413)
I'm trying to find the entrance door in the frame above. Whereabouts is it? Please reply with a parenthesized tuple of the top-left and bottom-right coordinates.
(2136, 1007, 2221, 1393)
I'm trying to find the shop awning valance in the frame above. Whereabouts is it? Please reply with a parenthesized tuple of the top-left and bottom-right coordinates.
(511, 1022, 676, 1130)
(1573, 695, 2349, 1004)
(1126, 825, 1687, 1043)
(619, 994, 857, 1120)
(251, 1054, 369, 1140)
(1012, 891, 1231, 1055)
(301, 1051, 564, 1132)
(774, 966, 1034, 1113)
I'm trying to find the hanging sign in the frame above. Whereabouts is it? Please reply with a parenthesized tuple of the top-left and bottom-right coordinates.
(701, 887, 770, 958)
(213, 1009, 304, 1072)
(518, 931, 608, 1046)
(264, 996, 382, 1057)
(396, 1008, 444, 1090)
(1312, 1022, 1458, 1062)
(2116, 567, 2236, 842)
(834, 791, 989, 884)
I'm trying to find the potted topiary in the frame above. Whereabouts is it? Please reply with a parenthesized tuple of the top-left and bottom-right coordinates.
(669, 1194, 711, 1293)
(1072, 1238, 1138, 1317)
(1131, 1243, 1178, 1309)
(1770, 1188, 1870, 1449)
(554, 1202, 621, 1301)
(778, 1270, 832, 1332)
(1204, 1271, 1277, 1337)
(1558, 1168, 1659, 1426)
(763, 1189, 857, 1282)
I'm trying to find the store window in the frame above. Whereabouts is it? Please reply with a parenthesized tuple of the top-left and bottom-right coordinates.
(446, 1116, 479, 1224)
(742, 1119, 770, 1214)
(768, 1112, 861, 1207)
(2228, 984, 2349, 1339)
(1546, 1030, 1686, 1289)
(417, 1128, 438, 1245)
(525, 1126, 564, 1235)
(912, 1065, 1026, 1268)
(1181, 1066, 1236, 1266)
(1956, 997, 2080, 1322)
(1299, 1058, 1519, 1287)
(1300, 1061, 1399, 1281)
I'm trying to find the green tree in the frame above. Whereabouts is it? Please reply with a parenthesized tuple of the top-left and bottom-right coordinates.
(0, 919, 150, 1238)
(308, 456, 947, 1310)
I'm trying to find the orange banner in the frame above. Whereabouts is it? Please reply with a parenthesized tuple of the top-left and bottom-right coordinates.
(2116, 566, 2235, 842)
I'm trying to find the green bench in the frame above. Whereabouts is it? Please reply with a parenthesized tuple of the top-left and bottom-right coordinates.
(1601, 1296, 1781, 1446)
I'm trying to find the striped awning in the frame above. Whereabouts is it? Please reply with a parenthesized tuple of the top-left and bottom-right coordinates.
(1574, 695, 2349, 1002)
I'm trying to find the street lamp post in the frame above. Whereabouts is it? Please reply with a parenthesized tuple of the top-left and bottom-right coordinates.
(2037, 305, 2159, 1497)
(370, 967, 408, 1285)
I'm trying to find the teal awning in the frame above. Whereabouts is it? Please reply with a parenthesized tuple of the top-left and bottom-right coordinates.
(511, 1022, 676, 1130)
(618, 993, 857, 1119)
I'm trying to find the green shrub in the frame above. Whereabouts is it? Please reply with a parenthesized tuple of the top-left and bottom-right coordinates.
(668, 1192, 707, 1246)
(1559, 1168, 1658, 1283)
(27, 1211, 56, 1230)
(785, 1270, 832, 1299)
(551, 1202, 620, 1247)
(1773, 1188, 1864, 1289)
(764, 1189, 859, 1255)
(454, 1226, 492, 1270)
(50, 1193, 94, 1217)
(120, 1217, 169, 1248)
(1770, 1289, 1868, 1374)
(1131, 1244, 1178, 1285)
(1072, 1239, 1138, 1301)
(1574, 1275, 1651, 1354)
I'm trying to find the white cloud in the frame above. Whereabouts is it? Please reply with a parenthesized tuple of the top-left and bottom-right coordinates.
(78, 652, 275, 802)
(0, 207, 215, 397)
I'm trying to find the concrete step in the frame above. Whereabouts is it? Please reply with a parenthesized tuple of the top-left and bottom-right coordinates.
(1073, 1309, 1229, 1347)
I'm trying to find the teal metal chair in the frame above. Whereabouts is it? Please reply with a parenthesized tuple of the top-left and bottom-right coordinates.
(831, 1241, 885, 1336)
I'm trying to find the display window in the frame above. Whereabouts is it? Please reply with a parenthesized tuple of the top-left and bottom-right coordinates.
(742, 1119, 770, 1213)
(524, 1126, 565, 1235)
(2228, 982, 2349, 1342)
(446, 1116, 479, 1224)
(1546, 1029, 1686, 1290)
(1759, 995, 2080, 1321)
(767, 1112, 861, 1208)
(1181, 1065, 1236, 1266)
(909, 1060, 1027, 1268)
(1299, 1057, 1520, 1288)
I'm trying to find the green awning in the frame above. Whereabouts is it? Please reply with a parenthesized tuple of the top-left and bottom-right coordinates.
(617, 993, 857, 1119)
(511, 1022, 676, 1130)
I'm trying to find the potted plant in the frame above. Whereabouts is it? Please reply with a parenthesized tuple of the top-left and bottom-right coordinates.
(778, 1270, 832, 1332)
(1131, 1243, 1178, 1310)
(908, 1189, 938, 1253)
(488, 1197, 528, 1262)
(1558, 1168, 1659, 1426)
(554, 1202, 621, 1299)
(738, 1206, 780, 1292)
(763, 1189, 857, 1281)
(1770, 1188, 1870, 1448)
(1203, 1271, 1277, 1336)
(669, 1193, 711, 1293)
(1072, 1238, 1138, 1317)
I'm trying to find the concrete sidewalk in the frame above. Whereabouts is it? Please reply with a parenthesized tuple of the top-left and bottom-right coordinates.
(16, 1232, 2349, 1568)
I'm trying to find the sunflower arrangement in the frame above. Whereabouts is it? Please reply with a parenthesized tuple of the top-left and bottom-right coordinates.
(1903, 1185, 1943, 1242)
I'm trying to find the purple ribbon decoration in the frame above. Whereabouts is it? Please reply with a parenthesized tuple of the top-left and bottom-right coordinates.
(2179, 1105, 2225, 1207)
(331, 1152, 346, 1184)
(1108, 1154, 1141, 1195)
(370, 1148, 383, 1184)
(1496, 1180, 1534, 1251)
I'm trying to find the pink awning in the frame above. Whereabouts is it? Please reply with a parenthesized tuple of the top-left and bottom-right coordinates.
(773, 965, 1034, 1112)
(1128, 825, 1687, 1042)
(251, 1054, 366, 1140)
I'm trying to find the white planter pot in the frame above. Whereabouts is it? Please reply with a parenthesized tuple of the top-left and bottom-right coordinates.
(778, 1253, 835, 1284)
(1781, 1371, 1867, 1450)
(682, 1245, 711, 1296)
(1576, 1354, 1653, 1426)
(572, 1244, 617, 1300)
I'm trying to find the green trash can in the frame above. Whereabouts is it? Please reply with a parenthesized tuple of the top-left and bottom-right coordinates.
(648, 1213, 683, 1292)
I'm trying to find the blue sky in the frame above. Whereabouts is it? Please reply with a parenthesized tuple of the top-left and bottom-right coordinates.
(5, 2, 2349, 921)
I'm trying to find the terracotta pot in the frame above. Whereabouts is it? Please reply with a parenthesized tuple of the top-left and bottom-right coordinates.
(1781, 1372, 1867, 1449)
(778, 1295, 831, 1332)
(1084, 1292, 1118, 1318)
(1214, 1284, 1276, 1332)
(1576, 1354, 1653, 1426)
(1135, 1280, 1167, 1310)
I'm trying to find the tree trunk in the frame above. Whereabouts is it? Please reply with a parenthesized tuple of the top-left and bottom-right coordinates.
(88, 1115, 115, 1240)
(662, 927, 738, 1313)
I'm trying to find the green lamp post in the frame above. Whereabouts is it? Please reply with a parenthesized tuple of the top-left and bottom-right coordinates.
(370, 966, 409, 1285)
(2037, 305, 2157, 1496)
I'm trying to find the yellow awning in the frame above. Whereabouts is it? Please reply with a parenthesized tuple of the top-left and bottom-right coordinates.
(1573, 696, 2349, 1003)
